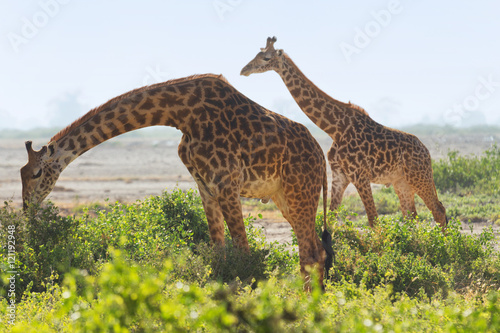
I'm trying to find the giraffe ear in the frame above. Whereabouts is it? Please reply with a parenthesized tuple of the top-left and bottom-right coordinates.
(277, 49, 283, 56)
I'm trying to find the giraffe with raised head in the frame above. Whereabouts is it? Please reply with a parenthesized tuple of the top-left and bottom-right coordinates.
(241, 37, 447, 229)
(21, 74, 333, 286)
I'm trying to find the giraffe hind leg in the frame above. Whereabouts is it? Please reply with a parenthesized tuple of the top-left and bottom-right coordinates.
(272, 188, 327, 290)
(329, 165, 350, 215)
(393, 179, 417, 220)
(353, 178, 378, 228)
(328, 146, 350, 213)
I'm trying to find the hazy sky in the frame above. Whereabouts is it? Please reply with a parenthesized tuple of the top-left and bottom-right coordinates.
(1, 0, 499, 131)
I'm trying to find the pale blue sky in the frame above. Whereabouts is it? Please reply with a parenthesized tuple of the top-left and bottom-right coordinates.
(1, 0, 499, 130)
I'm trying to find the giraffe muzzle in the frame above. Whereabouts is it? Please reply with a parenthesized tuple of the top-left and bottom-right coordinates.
(240, 66, 252, 77)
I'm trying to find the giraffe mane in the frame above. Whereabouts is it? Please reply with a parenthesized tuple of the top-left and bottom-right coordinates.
(282, 53, 369, 116)
(49, 74, 228, 143)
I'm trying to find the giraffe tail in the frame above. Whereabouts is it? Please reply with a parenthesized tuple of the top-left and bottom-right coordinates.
(321, 159, 334, 280)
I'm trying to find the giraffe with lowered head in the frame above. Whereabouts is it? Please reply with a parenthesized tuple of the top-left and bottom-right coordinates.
(241, 37, 447, 229)
(21, 74, 333, 285)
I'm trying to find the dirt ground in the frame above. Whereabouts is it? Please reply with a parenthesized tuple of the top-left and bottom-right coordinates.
(1, 132, 498, 246)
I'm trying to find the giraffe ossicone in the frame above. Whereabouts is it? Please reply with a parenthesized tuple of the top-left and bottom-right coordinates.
(20, 74, 333, 287)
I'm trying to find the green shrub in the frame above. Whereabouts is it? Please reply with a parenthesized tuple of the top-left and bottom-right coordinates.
(330, 216, 500, 298)
(4, 251, 500, 332)
(0, 201, 77, 299)
(1, 189, 297, 299)
(4, 187, 500, 332)
(433, 145, 500, 195)
(71, 188, 210, 274)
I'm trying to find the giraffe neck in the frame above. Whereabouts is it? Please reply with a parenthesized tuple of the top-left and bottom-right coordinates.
(50, 75, 213, 169)
(277, 53, 369, 141)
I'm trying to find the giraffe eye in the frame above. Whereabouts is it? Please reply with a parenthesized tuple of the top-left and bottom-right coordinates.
(33, 169, 42, 179)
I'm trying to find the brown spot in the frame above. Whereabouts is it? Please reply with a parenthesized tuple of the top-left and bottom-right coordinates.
(97, 127, 109, 140)
(209, 157, 219, 169)
(67, 139, 76, 151)
(118, 114, 128, 124)
(83, 123, 94, 133)
(105, 111, 115, 121)
(159, 93, 184, 107)
(178, 108, 190, 119)
(92, 114, 101, 125)
(151, 110, 163, 125)
(298, 99, 311, 108)
(290, 88, 301, 98)
(90, 135, 100, 146)
(204, 87, 217, 99)
(313, 99, 325, 109)
(132, 111, 146, 125)
(188, 87, 202, 106)
(139, 98, 155, 110)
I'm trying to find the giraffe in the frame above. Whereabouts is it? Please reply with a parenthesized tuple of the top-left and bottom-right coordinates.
(20, 74, 333, 286)
(241, 37, 447, 229)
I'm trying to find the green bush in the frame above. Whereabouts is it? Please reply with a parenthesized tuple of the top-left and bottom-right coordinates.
(0, 189, 211, 298)
(0, 202, 77, 299)
(71, 188, 210, 273)
(331, 216, 500, 298)
(4, 188, 500, 331)
(433, 145, 500, 195)
(4, 250, 500, 332)
(1, 189, 297, 299)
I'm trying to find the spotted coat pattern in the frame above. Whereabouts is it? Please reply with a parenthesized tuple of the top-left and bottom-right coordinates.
(241, 38, 447, 229)
(20, 74, 331, 285)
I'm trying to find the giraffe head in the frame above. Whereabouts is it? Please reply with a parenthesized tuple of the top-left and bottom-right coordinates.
(20, 140, 62, 209)
(240, 36, 284, 76)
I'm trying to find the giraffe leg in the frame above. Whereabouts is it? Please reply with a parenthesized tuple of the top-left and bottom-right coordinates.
(403, 157, 448, 230)
(353, 178, 378, 228)
(272, 188, 326, 291)
(329, 165, 350, 212)
(413, 181, 447, 230)
(216, 187, 250, 252)
(393, 180, 417, 220)
(198, 187, 226, 247)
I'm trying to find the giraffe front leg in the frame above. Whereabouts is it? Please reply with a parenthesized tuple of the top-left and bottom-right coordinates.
(216, 186, 250, 253)
(414, 181, 448, 231)
(353, 178, 378, 228)
(198, 187, 226, 247)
